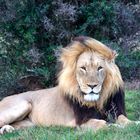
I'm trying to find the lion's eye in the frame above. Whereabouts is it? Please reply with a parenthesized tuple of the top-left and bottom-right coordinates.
(97, 66, 103, 71)
(80, 66, 86, 71)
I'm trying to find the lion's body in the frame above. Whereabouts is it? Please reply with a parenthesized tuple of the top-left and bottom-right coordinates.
(28, 88, 76, 126)
(0, 36, 131, 134)
(0, 88, 76, 127)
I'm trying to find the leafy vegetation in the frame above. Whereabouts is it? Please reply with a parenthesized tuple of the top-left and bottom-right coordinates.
(0, 90, 140, 140)
(0, 1, 140, 96)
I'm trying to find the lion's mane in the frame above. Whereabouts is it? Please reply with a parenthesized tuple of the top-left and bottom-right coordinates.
(58, 36, 123, 110)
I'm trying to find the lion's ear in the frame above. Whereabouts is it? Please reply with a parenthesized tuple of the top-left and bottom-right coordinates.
(112, 50, 118, 58)
(109, 50, 118, 63)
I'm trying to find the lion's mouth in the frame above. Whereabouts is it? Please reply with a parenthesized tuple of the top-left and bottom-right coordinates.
(89, 91, 99, 95)
(81, 91, 100, 101)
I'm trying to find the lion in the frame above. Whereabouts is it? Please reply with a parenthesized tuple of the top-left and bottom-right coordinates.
(0, 36, 132, 134)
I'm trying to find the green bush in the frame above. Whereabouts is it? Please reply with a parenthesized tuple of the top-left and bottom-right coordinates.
(75, 1, 117, 40)
(116, 45, 140, 80)
(0, 0, 139, 96)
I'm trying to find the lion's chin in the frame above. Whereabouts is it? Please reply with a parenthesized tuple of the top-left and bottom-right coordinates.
(84, 94, 99, 101)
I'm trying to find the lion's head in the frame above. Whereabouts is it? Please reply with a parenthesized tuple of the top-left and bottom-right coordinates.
(76, 51, 106, 102)
(58, 36, 123, 109)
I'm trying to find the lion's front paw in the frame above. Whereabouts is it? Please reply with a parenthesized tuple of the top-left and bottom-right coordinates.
(80, 119, 107, 131)
(116, 115, 132, 126)
(0, 125, 15, 134)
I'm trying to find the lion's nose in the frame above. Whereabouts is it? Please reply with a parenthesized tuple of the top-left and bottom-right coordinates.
(87, 84, 97, 89)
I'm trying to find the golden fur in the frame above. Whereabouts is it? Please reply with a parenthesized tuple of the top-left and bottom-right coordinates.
(0, 37, 131, 134)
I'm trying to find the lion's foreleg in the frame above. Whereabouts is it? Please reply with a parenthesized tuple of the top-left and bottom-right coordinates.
(0, 119, 34, 135)
(79, 119, 107, 131)
(11, 118, 34, 129)
(109, 88, 131, 125)
(0, 100, 32, 127)
(107, 88, 140, 126)
(116, 114, 131, 126)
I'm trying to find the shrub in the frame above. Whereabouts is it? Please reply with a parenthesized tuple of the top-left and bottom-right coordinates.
(0, 0, 139, 97)
(117, 31, 140, 80)
(113, 2, 140, 38)
(75, 0, 117, 40)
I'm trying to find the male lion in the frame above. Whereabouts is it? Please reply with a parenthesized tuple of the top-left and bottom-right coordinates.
(0, 36, 131, 134)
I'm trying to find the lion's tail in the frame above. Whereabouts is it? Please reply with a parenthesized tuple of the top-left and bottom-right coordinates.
(73, 36, 116, 60)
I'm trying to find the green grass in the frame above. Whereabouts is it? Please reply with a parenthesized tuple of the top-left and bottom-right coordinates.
(0, 90, 140, 140)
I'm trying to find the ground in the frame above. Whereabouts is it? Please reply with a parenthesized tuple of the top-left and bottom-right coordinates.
(0, 90, 140, 140)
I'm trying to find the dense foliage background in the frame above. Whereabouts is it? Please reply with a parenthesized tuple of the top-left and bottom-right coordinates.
(0, 0, 140, 97)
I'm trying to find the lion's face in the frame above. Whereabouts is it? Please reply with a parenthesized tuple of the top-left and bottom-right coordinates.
(76, 51, 106, 102)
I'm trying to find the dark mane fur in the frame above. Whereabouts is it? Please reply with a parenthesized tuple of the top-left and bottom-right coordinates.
(65, 87, 126, 125)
